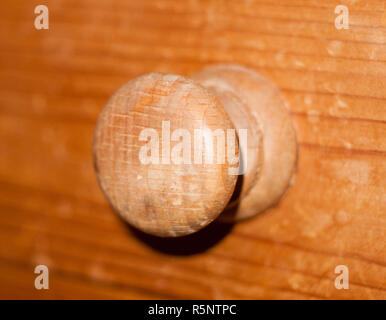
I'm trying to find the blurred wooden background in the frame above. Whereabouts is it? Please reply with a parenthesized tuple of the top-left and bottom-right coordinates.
(0, 0, 385, 299)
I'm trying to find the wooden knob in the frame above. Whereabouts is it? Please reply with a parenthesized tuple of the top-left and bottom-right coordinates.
(93, 65, 297, 237)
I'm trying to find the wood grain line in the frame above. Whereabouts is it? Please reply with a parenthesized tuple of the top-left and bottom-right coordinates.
(0, 181, 385, 278)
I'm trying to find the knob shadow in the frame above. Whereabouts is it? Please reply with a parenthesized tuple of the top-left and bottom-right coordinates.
(128, 220, 234, 256)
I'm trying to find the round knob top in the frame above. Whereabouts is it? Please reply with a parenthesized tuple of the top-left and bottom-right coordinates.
(93, 73, 238, 237)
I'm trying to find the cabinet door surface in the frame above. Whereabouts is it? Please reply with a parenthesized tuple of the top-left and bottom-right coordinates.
(0, 0, 384, 299)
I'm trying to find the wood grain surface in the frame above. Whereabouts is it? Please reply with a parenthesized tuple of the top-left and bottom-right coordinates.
(93, 72, 239, 237)
(0, 0, 385, 299)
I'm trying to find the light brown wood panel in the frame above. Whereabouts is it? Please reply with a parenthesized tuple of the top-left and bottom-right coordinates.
(0, 0, 385, 299)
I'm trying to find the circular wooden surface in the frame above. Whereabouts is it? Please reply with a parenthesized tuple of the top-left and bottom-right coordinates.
(93, 73, 238, 237)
